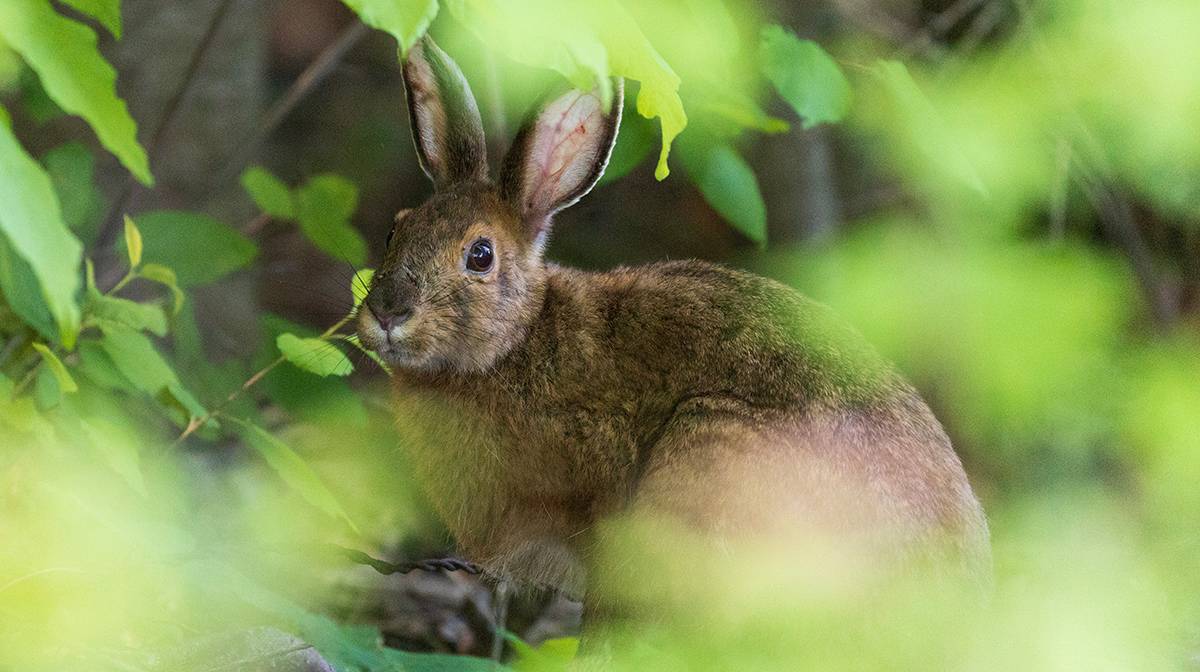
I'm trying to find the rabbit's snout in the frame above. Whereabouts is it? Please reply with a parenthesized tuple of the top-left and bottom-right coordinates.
(363, 272, 418, 344)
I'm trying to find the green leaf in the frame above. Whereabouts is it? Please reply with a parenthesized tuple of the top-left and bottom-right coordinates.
(294, 175, 367, 267)
(59, 0, 122, 38)
(32, 342, 78, 393)
(340, 0, 439, 55)
(352, 268, 374, 308)
(97, 321, 180, 393)
(34, 365, 62, 410)
(81, 417, 148, 497)
(872, 60, 986, 196)
(241, 166, 296, 219)
(229, 418, 357, 529)
(123, 215, 142, 267)
(508, 633, 579, 672)
(0, 122, 83, 346)
(0, 234, 57, 341)
(277, 333, 353, 377)
(43, 142, 105, 244)
(0, 0, 151, 184)
(87, 291, 168, 337)
(599, 101, 656, 185)
(131, 211, 257, 286)
(447, 0, 687, 180)
(679, 139, 767, 245)
(759, 25, 851, 129)
(138, 263, 185, 315)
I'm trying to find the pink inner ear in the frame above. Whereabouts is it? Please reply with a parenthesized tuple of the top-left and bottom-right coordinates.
(523, 90, 607, 215)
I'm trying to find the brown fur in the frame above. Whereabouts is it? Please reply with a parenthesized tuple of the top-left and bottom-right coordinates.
(358, 37, 990, 605)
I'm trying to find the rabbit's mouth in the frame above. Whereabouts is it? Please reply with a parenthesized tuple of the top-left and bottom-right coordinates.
(357, 308, 422, 367)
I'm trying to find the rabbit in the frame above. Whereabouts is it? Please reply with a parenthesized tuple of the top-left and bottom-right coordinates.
(357, 36, 990, 610)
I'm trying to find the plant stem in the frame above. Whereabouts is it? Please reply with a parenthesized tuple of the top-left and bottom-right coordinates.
(169, 311, 358, 447)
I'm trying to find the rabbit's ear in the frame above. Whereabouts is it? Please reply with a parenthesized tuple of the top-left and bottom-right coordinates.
(402, 36, 488, 187)
(500, 79, 623, 229)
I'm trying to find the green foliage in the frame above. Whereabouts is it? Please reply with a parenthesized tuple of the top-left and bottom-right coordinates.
(678, 139, 766, 244)
(295, 175, 368, 267)
(278, 333, 354, 378)
(59, 0, 123, 38)
(0, 122, 82, 347)
(0, 0, 151, 184)
(242, 168, 368, 267)
(43, 142, 105, 244)
(241, 166, 296, 219)
(340, 0, 439, 55)
(130, 211, 257, 286)
(230, 418, 357, 530)
(759, 25, 851, 129)
(31, 342, 77, 393)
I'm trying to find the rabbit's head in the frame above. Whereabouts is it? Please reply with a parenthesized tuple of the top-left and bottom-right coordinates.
(358, 37, 622, 373)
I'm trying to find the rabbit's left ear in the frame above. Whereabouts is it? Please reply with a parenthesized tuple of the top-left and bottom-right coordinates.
(402, 36, 488, 187)
(500, 79, 623, 231)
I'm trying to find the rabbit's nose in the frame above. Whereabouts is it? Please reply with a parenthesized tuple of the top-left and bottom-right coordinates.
(371, 305, 413, 335)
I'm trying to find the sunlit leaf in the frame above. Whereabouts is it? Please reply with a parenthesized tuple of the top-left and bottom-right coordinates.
(32, 342, 78, 393)
(759, 25, 851, 130)
(508, 633, 579, 672)
(241, 166, 295, 219)
(679, 138, 766, 244)
(138, 262, 185, 315)
(59, 0, 122, 38)
(0, 122, 83, 347)
(294, 175, 367, 267)
(352, 268, 373, 308)
(341, 0, 439, 55)
(447, 0, 687, 180)
(81, 417, 147, 497)
(229, 418, 357, 530)
(0, 0, 151, 184)
(872, 60, 986, 196)
(131, 211, 257, 286)
(277, 333, 353, 378)
(123, 215, 142, 268)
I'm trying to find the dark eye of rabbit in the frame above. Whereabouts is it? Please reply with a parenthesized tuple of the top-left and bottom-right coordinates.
(466, 238, 494, 273)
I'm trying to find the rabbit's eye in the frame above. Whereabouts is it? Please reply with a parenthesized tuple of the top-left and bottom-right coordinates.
(465, 238, 494, 273)
(385, 226, 396, 248)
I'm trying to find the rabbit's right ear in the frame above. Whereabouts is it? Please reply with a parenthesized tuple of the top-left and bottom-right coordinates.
(402, 37, 488, 188)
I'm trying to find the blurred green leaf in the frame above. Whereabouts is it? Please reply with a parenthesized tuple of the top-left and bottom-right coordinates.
(0, 234, 57, 341)
(871, 60, 986, 196)
(59, 0, 122, 38)
(448, 0, 686, 180)
(81, 417, 148, 497)
(277, 333, 353, 378)
(241, 166, 296, 219)
(87, 291, 168, 337)
(123, 215, 142, 268)
(294, 175, 367, 267)
(679, 139, 766, 244)
(229, 418, 357, 530)
(74, 339, 132, 392)
(759, 25, 851, 130)
(34, 364, 61, 410)
(18, 65, 63, 124)
(508, 633, 579, 672)
(0, 0, 151, 184)
(341, 0, 438, 55)
(43, 142, 104, 244)
(138, 262, 185, 315)
(600, 100, 656, 185)
(32, 342, 78, 393)
(131, 211, 257, 287)
(0, 122, 83, 347)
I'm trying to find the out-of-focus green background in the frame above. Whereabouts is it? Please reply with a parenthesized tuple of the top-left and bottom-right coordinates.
(1, 0, 1198, 670)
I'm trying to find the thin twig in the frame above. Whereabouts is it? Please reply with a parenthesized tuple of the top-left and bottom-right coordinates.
(169, 312, 357, 447)
(211, 21, 371, 189)
(96, 0, 236, 251)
